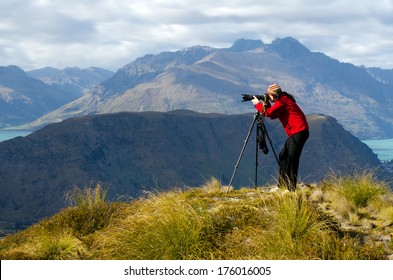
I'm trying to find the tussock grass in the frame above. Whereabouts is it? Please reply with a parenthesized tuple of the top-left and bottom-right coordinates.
(67, 183, 109, 208)
(321, 171, 393, 228)
(339, 172, 388, 207)
(0, 184, 118, 259)
(0, 175, 392, 260)
(97, 190, 212, 260)
(323, 171, 389, 208)
(62, 184, 116, 237)
(201, 177, 224, 193)
(261, 192, 330, 258)
(0, 225, 89, 260)
(378, 207, 393, 225)
(33, 233, 86, 260)
(214, 191, 384, 260)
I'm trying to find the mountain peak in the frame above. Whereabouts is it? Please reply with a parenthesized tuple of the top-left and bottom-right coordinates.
(271, 37, 310, 58)
(229, 38, 265, 51)
(0, 65, 26, 77)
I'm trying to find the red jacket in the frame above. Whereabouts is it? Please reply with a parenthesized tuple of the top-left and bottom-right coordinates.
(255, 95, 308, 137)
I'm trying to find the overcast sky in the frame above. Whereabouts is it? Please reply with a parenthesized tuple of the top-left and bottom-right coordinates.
(1, 0, 393, 71)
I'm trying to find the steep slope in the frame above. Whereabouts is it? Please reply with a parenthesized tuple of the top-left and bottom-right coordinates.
(366, 67, 393, 85)
(0, 110, 380, 231)
(18, 38, 393, 139)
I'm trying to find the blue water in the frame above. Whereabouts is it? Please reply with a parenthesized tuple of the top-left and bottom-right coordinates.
(0, 130, 31, 142)
(363, 138, 393, 161)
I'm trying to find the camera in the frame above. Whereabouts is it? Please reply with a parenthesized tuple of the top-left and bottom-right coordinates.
(241, 93, 269, 103)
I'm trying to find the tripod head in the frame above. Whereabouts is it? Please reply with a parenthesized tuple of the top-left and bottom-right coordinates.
(254, 111, 265, 121)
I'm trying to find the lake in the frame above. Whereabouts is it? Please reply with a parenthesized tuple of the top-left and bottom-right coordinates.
(363, 138, 393, 161)
(0, 130, 32, 142)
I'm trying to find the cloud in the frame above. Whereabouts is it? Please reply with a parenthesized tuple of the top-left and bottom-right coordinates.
(0, 0, 393, 71)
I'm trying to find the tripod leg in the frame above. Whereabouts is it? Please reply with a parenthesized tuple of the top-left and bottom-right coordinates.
(226, 113, 258, 193)
(255, 122, 259, 188)
(264, 124, 279, 164)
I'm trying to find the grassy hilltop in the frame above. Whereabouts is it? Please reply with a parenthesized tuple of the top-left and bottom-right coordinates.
(1, 172, 393, 260)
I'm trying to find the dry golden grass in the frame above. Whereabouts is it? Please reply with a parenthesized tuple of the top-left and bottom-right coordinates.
(1, 174, 392, 260)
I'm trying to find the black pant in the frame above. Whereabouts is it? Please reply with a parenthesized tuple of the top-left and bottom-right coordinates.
(278, 129, 309, 191)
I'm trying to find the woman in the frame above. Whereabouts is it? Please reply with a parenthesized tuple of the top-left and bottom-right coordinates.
(251, 83, 309, 191)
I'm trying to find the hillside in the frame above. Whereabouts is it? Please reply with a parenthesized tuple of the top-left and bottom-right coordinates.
(18, 37, 393, 139)
(1, 175, 392, 260)
(0, 110, 382, 233)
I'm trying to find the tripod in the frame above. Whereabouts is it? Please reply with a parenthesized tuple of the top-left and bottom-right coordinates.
(226, 112, 279, 193)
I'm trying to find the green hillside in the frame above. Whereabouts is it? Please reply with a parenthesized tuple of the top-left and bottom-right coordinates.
(1, 172, 392, 260)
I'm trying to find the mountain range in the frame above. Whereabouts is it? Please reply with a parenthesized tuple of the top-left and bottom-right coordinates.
(27, 66, 114, 97)
(0, 110, 382, 232)
(0, 66, 113, 128)
(6, 37, 393, 139)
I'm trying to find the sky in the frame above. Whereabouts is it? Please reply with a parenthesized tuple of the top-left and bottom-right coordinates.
(1, 0, 393, 71)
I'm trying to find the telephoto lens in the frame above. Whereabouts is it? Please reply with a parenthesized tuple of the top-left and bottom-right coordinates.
(241, 94, 269, 102)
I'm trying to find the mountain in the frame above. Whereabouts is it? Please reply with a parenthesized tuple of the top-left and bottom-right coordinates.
(0, 65, 76, 127)
(26, 66, 115, 98)
(17, 37, 393, 139)
(0, 65, 114, 129)
(0, 66, 113, 128)
(0, 110, 381, 232)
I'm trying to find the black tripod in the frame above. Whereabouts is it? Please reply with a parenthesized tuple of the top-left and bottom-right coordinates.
(226, 112, 279, 193)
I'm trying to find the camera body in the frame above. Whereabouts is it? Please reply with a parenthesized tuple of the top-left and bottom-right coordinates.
(241, 93, 269, 103)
